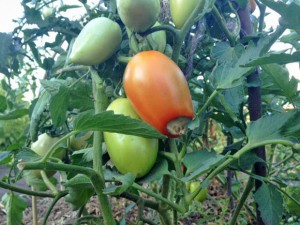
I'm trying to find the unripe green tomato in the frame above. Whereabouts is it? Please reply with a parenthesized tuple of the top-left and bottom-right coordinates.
(104, 98, 158, 178)
(117, 0, 160, 32)
(189, 181, 208, 202)
(31, 133, 66, 178)
(170, 0, 204, 29)
(129, 22, 166, 53)
(70, 131, 93, 151)
(69, 17, 122, 66)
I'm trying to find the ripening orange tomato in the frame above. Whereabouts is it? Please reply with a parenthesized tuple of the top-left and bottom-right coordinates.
(123, 51, 194, 137)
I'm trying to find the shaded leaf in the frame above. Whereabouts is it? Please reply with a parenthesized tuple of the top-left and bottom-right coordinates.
(138, 159, 170, 183)
(261, 64, 298, 102)
(210, 38, 270, 89)
(254, 183, 283, 225)
(0, 109, 29, 120)
(1, 193, 28, 225)
(64, 174, 94, 210)
(246, 110, 299, 146)
(49, 85, 69, 127)
(103, 173, 136, 195)
(259, 0, 300, 35)
(0, 32, 12, 68)
(182, 150, 224, 183)
(245, 51, 300, 66)
(29, 90, 51, 141)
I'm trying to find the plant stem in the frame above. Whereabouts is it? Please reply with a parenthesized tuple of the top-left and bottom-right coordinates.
(19, 161, 116, 224)
(42, 191, 68, 225)
(40, 171, 59, 195)
(211, 5, 236, 46)
(120, 192, 159, 210)
(90, 68, 115, 225)
(31, 187, 38, 225)
(229, 177, 255, 225)
(196, 89, 219, 117)
(159, 175, 172, 225)
(0, 180, 55, 197)
(132, 183, 184, 213)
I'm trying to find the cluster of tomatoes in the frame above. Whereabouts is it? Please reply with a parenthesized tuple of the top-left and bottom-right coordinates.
(68, 0, 195, 178)
(30, 0, 259, 201)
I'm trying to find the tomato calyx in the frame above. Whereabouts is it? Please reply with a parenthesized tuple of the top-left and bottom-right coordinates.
(166, 117, 191, 137)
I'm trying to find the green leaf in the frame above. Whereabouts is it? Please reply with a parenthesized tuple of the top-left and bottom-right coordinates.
(245, 51, 300, 66)
(254, 183, 283, 225)
(49, 85, 69, 127)
(246, 110, 298, 146)
(182, 150, 224, 183)
(29, 90, 51, 141)
(73, 111, 166, 139)
(230, 151, 265, 170)
(69, 81, 94, 111)
(64, 174, 94, 210)
(210, 38, 270, 89)
(259, 0, 300, 35)
(261, 64, 298, 102)
(1, 193, 28, 225)
(138, 159, 170, 183)
(0, 32, 12, 68)
(0, 95, 7, 112)
(222, 86, 245, 115)
(0, 109, 29, 120)
(103, 173, 136, 195)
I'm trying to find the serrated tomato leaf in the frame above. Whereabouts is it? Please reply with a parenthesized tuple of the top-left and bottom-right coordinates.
(73, 110, 166, 139)
(245, 51, 300, 67)
(182, 150, 224, 182)
(1, 193, 28, 225)
(103, 173, 136, 196)
(64, 174, 94, 210)
(254, 183, 283, 225)
(246, 110, 299, 146)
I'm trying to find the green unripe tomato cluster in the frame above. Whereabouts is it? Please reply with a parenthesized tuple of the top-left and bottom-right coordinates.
(104, 98, 158, 178)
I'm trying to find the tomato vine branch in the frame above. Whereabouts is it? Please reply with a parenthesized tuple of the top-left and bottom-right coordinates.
(0, 180, 56, 198)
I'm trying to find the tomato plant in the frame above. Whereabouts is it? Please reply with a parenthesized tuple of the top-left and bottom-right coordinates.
(1, 1, 300, 225)
(116, 0, 160, 32)
(69, 17, 122, 66)
(104, 98, 158, 178)
(123, 50, 194, 137)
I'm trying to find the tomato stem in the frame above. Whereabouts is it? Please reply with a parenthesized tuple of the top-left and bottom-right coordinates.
(211, 5, 236, 47)
(0, 180, 56, 198)
(90, 68, 116, 225)
(229, 177, 255, 225)
(40, 170, 59, 195)
(196, 89, 219, 117)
